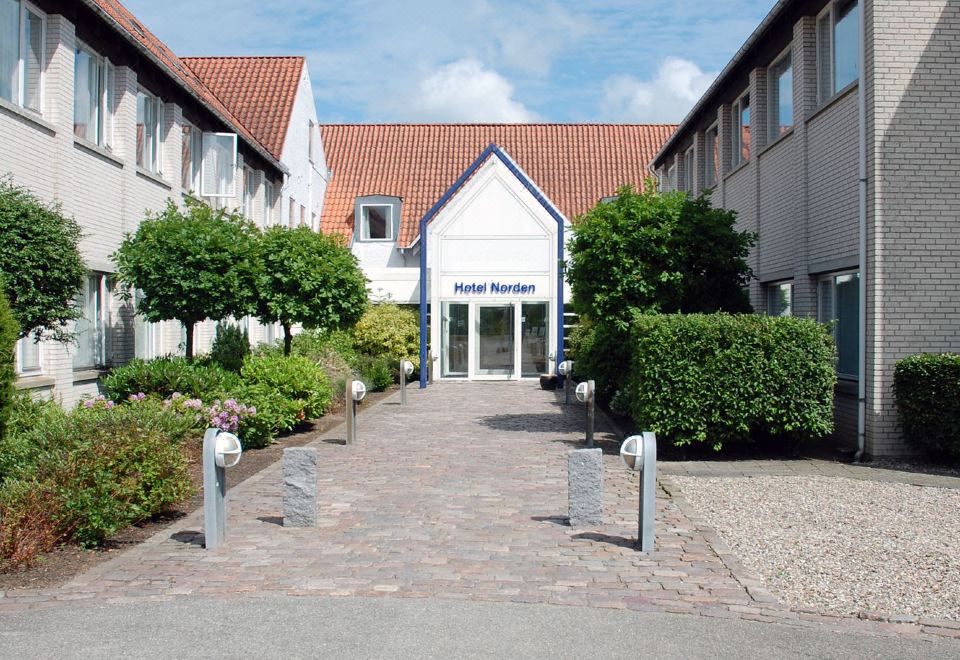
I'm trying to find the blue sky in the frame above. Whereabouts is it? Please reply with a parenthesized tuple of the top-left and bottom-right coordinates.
(123, 0, 775, 124)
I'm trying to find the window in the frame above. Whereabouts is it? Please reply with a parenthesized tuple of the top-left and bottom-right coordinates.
(360, 204, 392, 240)
(288, 198, 296, 228)
(137, 89, 162, 173)
(683, 147, 694, 193)
(768, 50, 793, 141)
(200, 132, 237, 198)
(300, 204, 306, 227)
(263, 180, 274, 226)
(181, 122, 202, 191)
(242, 167, 256, 220)
(74, 272, 111, 369)
(819, 271, 860, 379)
(665, 164, 676, 192)
(0, 0, 43, 112)
(15, 331, 40, 374)
(818, 0, 860, 103)
(766, 281, 793, 317)
(73, 43, 114, 147)
(704, 125, 718, 187)
(133, 291, 161, 360)
(732, 93, 750, 167)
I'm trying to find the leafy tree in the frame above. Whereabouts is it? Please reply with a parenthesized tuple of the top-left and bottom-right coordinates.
(0, 179, 86, 340)
(0, 290, 18, 440)
(112, 198, 259, 359)
(255, 226, 368, 355)
(566, 184, 755, 326)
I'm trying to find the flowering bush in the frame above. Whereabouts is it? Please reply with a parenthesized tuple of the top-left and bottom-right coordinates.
(205, 399, 256, 434)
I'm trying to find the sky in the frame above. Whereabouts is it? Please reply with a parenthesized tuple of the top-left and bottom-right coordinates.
(122, 0, 776, 125)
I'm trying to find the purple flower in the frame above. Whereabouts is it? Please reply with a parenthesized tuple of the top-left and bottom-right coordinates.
(105, 401, 115, 409)
(83, 399, 95, 409)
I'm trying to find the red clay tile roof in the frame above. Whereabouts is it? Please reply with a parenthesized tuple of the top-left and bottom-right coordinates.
(181, 57, 305, 160)
(320, 124, 677, 246)
(82, 0, 284, 173)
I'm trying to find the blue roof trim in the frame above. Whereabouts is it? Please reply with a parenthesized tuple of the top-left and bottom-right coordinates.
(418, 143, 567, 388)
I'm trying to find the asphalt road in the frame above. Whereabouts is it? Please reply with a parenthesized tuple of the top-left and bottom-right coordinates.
(1, 596, 957, 659)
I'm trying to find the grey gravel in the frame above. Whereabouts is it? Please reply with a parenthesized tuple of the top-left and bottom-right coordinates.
(672, 475, 960, 621)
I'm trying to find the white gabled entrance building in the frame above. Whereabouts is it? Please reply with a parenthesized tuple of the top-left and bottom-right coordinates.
(421, 145, 569, 382)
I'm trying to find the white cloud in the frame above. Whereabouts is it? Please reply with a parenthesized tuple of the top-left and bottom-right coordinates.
(408, 59, 539, 123)
(602, 57, 718, 123)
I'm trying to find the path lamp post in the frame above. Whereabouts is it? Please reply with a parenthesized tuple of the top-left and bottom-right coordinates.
(620, 432, 658, 553)
(346, 379, 367, 444)
(400, 359, 415, 406)
(558, 360, 574, 404)
(202, 428, 243, 550)
(575, 379, 595, 448)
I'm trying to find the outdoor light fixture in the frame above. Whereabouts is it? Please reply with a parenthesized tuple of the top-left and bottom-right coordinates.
(620, 435, 643, 471)
(400, 360, 414, 405)
(214, 431, 243, 468)
(203, 428, 243, 550)
(352, 380, 367, 402)
(402, 360, 415, 377)
(575, 380, 593, 403)
(558, 360, 573, 376)
(621, 432, 658, 553)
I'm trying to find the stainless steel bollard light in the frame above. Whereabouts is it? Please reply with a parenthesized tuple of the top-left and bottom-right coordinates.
(620, 432, 657, 553)
(400, 359, 414, 406)
(346, 379, 367, 444)
(575, 379, 595, 448)
(558, 360, 574, 404)
(203, 428, 243, 550)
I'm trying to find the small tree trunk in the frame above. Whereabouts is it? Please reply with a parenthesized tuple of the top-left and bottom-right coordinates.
(184, 320, 195, 361)
(283, 322, 292, 356)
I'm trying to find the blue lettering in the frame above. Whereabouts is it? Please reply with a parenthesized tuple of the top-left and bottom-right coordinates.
(528, 284, 536, 295)
(454, 282, 464, 294)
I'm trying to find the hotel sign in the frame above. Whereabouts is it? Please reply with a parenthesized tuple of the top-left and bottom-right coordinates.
(454, 281, 537, 295)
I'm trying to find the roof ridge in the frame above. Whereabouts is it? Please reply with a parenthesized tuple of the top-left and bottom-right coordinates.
(181, 55, 305, 61)
(319, 123, 679, 128)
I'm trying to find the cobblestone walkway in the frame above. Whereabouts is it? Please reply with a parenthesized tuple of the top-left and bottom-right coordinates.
(1, 382, 957, 643)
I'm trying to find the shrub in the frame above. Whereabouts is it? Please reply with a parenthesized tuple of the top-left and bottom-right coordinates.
(359, 354, 395, 392)
(240, 353, 332, 420)
(103, 356, 241, 402)
(894, 353, 960, 460)
(0, 291, 17, 441)
(352, 304, 419, 371)
(209, 322, 250, 373)
(626, 313, 836, 450)
(0, 478, 64, 571)
(292, 328, 359, 368)
(223, 383, 303, 449)
(569, 317, 632, 404)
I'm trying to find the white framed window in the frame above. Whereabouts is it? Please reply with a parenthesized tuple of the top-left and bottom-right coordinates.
(242, 167, 256, 220)
(263, 180, 274, 226)
(15, 331, 41, 375)
(299, 205, 306, 227)
(704, 124, 719, 187)
(137, 88, 163, 173)
(817, 0, 859, 104)
(768, 48, 793, 142)
(288, 198, 296, 228)
(73, 41, 114, 147)
(181, 121, 202, 191)
(766, 281, 793, 317)
(732, 92, 751, 167)
(133, 290, 161, 361)
(74, 272, 112, 370)
(200, 132, 237, 198)
(683, 146, 694, 193)
(360, 204, 392, 240)
(665, 164, 676, 192)
(818, 271, 860, 380)
(0, 0, 43, 112)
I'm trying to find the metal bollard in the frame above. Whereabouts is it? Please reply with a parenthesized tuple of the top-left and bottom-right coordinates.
(346, 379, 366, 444)
(400, 359, 414, 406)
(620, 432, 658, 553)
(558, 360, 574, 405)
(202, 428, 242, 550)
(575, 379, 595, 448)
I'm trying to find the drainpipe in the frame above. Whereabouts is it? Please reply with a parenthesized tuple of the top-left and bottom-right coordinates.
(855, 2, 867, 462)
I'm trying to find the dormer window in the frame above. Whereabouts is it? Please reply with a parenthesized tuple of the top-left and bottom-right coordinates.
(361, 204, 393, 241)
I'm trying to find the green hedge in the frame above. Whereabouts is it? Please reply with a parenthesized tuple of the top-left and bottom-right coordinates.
(102, 356, 241, 402)
(894, 353, 960, 460)
(240, 353, 332, 420)
(0, 291, 17, 441)
(625, 313, 836, 450)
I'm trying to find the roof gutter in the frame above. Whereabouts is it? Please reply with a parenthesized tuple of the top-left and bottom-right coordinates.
(80, 0, 288, 176)
(652, 0, 793, 167)
(855, 0, 867, 462)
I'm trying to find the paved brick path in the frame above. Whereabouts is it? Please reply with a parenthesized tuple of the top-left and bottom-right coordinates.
(1, 382, 958, 643)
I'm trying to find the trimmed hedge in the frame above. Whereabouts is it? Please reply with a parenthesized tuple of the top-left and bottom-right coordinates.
(894, 353, 960, 460)
(102, 356, 241, 402)
(626, 313, 836, 450)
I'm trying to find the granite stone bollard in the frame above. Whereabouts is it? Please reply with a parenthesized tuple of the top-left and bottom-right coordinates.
(283, 447, 317, 527)
(568, 448, 603, 526)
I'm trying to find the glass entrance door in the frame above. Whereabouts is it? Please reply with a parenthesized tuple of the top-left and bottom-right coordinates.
(521, 302, 548, 376)
(442, 302, 469, 377)
(476, 305, 515, 376)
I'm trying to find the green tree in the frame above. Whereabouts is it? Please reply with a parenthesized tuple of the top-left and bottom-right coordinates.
(0, 179, 86, 340)
(112, 198, 259, 359)
(566, 184, 755, 325)
(255, 226, 368, 355)
(0, 290, 18, 440)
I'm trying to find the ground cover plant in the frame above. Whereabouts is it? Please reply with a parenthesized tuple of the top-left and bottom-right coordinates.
(894, 353, 960, 461)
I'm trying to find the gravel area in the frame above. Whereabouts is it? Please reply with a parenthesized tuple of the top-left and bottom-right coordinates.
(671, 474, 960, 621)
